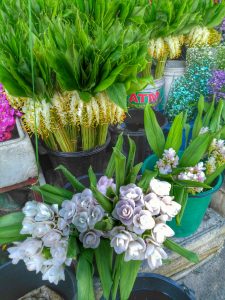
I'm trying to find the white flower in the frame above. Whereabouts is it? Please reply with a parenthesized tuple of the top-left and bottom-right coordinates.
(22, 201, 38, 218)
(73, 189, 96, 211)
(152, 223, 175, 244)
(42, 230, 62, 247)
(59, 200, 76, 223)
(24, 253, 45, 273)
(97, 176, 116, 196)
(35, 203, 54, 222)
(144, 193, 161, 215)
(199, 127, 209, 135)
(72, 211, 89, 233)
(145, 244, 167, 270)
(32, 222, 52, 238)
(42, 263, 65, 285)
(132, 208, 155, 234)
(160, 201, 181, 218)
(150, 179, 171, 196)
(20, 217, 35, 235)
(124, 237, 146, 261)
(57, 218, 70, 236)
(8, 244, 25, 264)
(110, 227, 133, 254)
(50, 239, 68, 264)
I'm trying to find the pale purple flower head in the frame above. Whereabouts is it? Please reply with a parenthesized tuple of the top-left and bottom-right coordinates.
(97, 176, 116, 196)
(79, 230, 102, 249)
(112, 199, 135, 225)
(120, 184, 144, 207)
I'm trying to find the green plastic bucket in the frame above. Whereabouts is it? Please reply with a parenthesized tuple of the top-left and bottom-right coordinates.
(142, 154, 223, 238)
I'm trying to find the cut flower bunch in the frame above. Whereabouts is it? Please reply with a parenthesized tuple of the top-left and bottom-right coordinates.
(0, 0, 151, 152)
(144, 97, 225, 224)
(0, 135, 198, 300)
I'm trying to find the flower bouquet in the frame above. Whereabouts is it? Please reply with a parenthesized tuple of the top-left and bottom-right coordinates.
(0, 135, 198, 300)
(0, 0, 151, 153)
(143, 100, 225, 236)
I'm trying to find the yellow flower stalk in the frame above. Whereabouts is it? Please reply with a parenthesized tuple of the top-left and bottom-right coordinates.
(185, 26, 221, 47)
(9, 91, 125, 152)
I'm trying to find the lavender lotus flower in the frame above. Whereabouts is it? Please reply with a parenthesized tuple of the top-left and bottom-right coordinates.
(120, 184, 144, 207)
(20, 217, 35, 235)
(57, 218, 70, 236)
(97, 176, 116, 196)
(79, 230, 102, 249)
(22, 201, 38, 218)
(132, 207, 155, 234)
(112, 199, 135, 225)
(50, 239, 68, 263)
(24, 254, 45, 273)
(89, 206, 105, 228)
(72, 189, 96, 211)
(42, 263, 65, 285)
(110, 226, 133, 254)
(32, 222, 52, 238)
(35, 203, 54, 222)
(42, 230, 62, 247)
(59, 200, 76, 223)
(72, 211, 90, 233)
(124, 237, 146, 261)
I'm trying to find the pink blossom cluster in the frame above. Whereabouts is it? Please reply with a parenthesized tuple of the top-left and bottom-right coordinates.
(0, 84, 22, 142)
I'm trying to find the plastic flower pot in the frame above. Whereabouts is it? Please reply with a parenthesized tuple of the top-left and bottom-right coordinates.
(43, 134, 111, 185)
(110, 109, 167, 164)
(129, 273, 195, 300)
(142, 154, 223, 238)
(0, 261, 76, 300)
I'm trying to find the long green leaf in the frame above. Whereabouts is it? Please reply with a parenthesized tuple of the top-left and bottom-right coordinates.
(164, 239, 199, 264)
(144, 104, 165, 158)
(0, 212, 24, 228)
(91, 186, 113, 213)
(119, 259, 141, 300)
(88, 166, 97, 187)
(55, 165, 85, 192)
(32, 186, 64, 205)
(67, 235, 80, 258)
(114, 147, 126, 194)
(106, 82, 127, 110)
(40, 184, 73, 199)
(205, 165, 225, 185)
(77, 250, 95, 300)
(165, 112, 184, 152)
(95, 239, 113, 300)
(125, 137, 136, 178)
(105, 133, 123, 178)
(192, 95, 204, 139)
(179, 133, 211, 167)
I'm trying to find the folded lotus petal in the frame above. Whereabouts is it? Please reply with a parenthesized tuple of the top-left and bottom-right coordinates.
(150, 179, 171, 196)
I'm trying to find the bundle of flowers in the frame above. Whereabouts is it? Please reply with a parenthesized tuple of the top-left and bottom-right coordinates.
(144, 101, 225, 222)
(0, 135, 198, 300)
(209, 70, 225, 101)
(0, 84, 22, 142)
(185, 26, 221, 48)
(0, 0, 151, 152)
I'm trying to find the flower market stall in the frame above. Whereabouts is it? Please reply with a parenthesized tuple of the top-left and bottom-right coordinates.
(1, 0, 225, 299)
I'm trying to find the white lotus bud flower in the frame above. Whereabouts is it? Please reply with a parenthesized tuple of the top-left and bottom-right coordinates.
(20, 217, 35, 235)
(50, 239, 68, 264)
(160, 201, 181, 218)
(145, 244, 167, 270)
(32, 222, 52, 238)
(132, 208, 155, 234)
(155, 214, 172, 223)
(22, 201, 38, 218)
(124, 237, 146, 261)
(59, 200, 76, 223)
(22, 238, 43, 257)
(8, 244, 25, 264)
(35, 203, 54, 222)
(57, 218, 70, 236)
(152, 223, 174, 244)
(42, 230, 62, 247)
(24, 253, 45, 273)
(42, 263, 65, 285)
(144, 193, 161, 215)
(110, 227, 133, 254)
(73, 189, 96, 211)
(150, 179, 171, 196)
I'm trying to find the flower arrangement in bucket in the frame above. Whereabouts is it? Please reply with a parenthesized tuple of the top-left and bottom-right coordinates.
(0, 1, 151, 153)
(0, 135, 199, 300)
(0, 84, 22, 142)
(143, 98, 225, 237)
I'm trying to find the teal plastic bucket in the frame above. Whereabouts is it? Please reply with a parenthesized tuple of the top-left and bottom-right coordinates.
(142, 154, 223, 237)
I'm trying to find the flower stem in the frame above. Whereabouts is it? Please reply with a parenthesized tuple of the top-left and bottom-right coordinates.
(97, 124, 108, 146)
(81, 126, 97, 151)
(155, 54, 168, 79)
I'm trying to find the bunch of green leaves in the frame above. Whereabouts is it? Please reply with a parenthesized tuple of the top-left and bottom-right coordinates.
(198, 0, 225, 29)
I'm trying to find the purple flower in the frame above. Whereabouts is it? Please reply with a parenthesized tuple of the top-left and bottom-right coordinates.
(119, 184, 144, 207)
(112, 199, 135, 225)
(97, 176, 116, 196)
(79, 230, 102, 249)
(209, 70, 225, 100)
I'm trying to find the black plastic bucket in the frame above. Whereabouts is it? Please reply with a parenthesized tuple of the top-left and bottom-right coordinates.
(0, 261, 76, 300)
(129, 273, 195, 300)
(43, 134, 111, 185)
(110, 109, 167, 164)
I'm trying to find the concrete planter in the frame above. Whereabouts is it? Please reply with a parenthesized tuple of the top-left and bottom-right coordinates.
(0, 118, 38, 192)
